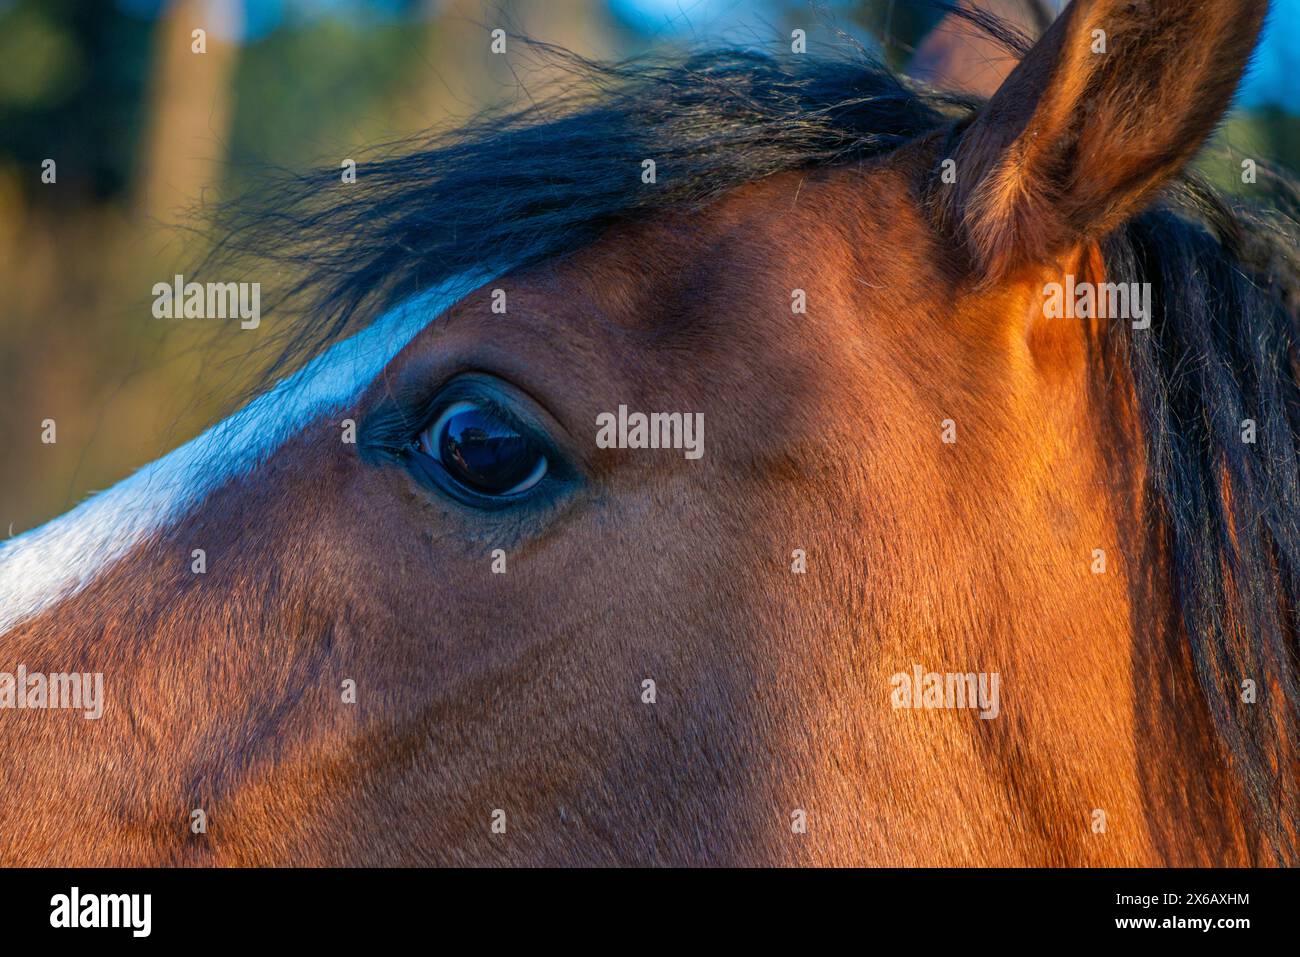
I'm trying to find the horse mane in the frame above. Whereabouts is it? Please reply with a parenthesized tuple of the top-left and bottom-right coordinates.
(1105, 180, 1300, 861)
(208, 9, 1300, 861)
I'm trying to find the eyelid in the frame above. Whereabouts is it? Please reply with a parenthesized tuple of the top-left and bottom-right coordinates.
(442, 369, 579, 451)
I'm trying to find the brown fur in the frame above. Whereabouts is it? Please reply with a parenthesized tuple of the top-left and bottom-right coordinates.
(0, 0, 1273, 865)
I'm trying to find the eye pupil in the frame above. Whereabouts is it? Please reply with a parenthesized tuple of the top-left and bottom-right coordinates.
(434, 403, 547, 496)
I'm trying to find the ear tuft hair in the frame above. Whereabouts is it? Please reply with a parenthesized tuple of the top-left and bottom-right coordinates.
(941, 0, 1269, 280)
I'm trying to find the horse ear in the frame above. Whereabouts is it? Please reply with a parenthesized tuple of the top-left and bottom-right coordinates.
(942, 0, 1268, 280)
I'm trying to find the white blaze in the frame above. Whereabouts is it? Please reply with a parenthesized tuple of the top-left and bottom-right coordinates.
(0, 274, 492, 635)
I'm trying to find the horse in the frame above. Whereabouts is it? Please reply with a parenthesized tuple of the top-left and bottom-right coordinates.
(0, 0, 1296, 866)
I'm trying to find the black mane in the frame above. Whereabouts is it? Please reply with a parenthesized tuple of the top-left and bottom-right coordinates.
(211, 20, 1300, 861)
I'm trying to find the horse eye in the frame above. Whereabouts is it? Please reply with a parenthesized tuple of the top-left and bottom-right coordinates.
(419, 400, 548, 498)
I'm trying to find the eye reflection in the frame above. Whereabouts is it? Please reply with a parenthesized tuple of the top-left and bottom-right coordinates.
(420, 401, 548, 497)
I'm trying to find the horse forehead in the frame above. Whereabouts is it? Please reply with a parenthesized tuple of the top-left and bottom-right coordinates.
(490, 179, 878, 333)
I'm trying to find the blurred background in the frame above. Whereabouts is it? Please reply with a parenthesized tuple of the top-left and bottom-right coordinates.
(1, 0, 1297, 534)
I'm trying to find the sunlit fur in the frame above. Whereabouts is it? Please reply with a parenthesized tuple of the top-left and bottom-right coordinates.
(0, 0, 1295, 865)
